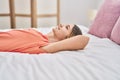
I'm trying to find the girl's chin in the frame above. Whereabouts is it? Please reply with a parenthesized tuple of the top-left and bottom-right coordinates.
(52, 28, 55, 32)
(52, 27, 58, 32)
(52, 28, 56, 35)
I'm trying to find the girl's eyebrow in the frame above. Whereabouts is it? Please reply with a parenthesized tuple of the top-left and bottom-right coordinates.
(68, 25, 70, 29)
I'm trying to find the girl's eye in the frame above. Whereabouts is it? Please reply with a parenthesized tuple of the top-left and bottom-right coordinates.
(66, 26, 68, 29)
(66, 25, 69, 30)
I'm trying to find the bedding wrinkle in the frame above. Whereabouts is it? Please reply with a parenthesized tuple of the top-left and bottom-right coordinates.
(51, 54, 95, 80)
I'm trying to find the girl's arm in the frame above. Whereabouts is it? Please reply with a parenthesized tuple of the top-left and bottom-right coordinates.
(41, 35, 89, 53)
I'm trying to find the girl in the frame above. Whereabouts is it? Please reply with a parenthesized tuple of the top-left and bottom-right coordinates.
(0, 24, 89, 54)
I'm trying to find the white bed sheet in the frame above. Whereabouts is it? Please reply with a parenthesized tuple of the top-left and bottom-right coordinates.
(0, 25, 120, 80)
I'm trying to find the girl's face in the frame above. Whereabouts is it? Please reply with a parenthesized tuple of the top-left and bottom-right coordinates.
(52, 24, 74, 40)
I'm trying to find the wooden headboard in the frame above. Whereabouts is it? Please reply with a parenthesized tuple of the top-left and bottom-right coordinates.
(0, 0, 60, 29)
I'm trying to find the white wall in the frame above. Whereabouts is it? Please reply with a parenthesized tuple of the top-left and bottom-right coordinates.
(60, 0, 94, 27)
(60, 0, 104, 27)
(0, 0, 104, 29)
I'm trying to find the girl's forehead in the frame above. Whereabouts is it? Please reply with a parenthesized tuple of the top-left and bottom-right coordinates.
(70, 24, 74, 27)
(69, 24, 74, 29)
(63, 24, 74, 28)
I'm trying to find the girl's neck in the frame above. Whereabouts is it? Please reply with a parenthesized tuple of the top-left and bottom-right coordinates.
(46, 32, 59, 43)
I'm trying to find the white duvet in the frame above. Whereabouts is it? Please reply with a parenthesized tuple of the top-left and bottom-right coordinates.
(0, 25, 120, 80)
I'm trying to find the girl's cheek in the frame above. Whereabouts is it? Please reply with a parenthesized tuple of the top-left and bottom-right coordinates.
(52, 29, 66, 40)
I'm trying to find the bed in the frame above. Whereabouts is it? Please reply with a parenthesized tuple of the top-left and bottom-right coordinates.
(0, 0, 120, 79)
(0, 25, 120, 80)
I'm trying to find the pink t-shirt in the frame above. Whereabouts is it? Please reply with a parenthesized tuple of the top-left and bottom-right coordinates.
(0, 29, 48, 54)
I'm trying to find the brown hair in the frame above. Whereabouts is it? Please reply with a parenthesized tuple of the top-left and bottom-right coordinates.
(69, 24, 82, 38)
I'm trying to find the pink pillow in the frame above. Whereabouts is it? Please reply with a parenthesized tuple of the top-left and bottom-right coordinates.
(89, 0, 120, 38)
(110, 16, 120, 45)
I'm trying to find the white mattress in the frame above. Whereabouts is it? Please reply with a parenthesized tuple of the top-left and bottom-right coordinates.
(0, 25, 120, 80)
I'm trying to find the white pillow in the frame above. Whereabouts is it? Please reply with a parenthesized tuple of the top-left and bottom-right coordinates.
(77, 25, 89, 34)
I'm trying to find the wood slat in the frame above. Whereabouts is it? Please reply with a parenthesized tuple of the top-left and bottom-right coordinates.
(0, 13, 58, 17)
(16, 14, 31, 17)
(0, 14, 10, 16)
(9, 0, 16, 29)
(37, 14, 57, 17)
(31, 0, 37, 28)
(57, 0, 60, 25)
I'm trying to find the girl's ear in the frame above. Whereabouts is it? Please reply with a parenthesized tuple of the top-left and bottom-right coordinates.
(65, 36, 70, 39)
(65, 36, 68, 39)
